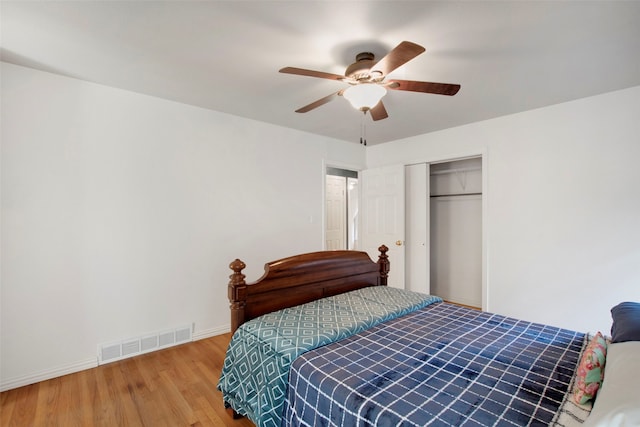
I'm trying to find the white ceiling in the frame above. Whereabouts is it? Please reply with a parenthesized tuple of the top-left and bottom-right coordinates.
(2, 1, 640, 146)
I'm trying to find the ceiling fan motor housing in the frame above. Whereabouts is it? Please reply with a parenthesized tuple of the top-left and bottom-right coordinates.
(345, 52, 381, 81)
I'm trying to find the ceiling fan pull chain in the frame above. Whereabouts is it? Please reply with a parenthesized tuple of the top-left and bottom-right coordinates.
(360, 111, 367, 146)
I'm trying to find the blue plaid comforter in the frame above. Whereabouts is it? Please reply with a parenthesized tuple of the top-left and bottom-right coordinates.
(217, 286, 442, 427)
(283, 302, 585, 427)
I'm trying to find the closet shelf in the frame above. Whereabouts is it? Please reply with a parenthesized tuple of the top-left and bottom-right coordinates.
(430, 166, 481, 176)
(430, 192, 482, 198)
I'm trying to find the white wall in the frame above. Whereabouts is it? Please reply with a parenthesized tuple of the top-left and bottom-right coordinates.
(3, 60, 640, 391)
(367, 85, 640, 334)
(0, 62, 365, 390)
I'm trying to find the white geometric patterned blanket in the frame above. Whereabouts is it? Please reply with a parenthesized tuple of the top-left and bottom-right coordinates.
(217, 286, 442, 427)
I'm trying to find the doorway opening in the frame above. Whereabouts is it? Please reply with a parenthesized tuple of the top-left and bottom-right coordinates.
(429, 157, 482, 308)
(325, 167, 358, 250)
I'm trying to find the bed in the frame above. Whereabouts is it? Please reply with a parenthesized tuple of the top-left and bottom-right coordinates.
(217, 246, 640, 427)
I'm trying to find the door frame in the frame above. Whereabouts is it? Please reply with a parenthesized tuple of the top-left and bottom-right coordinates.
(322, 160, 362, 250)
(407, 149, 488, 311)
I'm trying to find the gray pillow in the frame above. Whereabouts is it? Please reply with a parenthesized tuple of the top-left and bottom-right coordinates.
(610, 301, 640, 343)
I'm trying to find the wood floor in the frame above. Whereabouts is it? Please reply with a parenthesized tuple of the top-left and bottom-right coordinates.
(444, 300, 481, 311)
(0, 333, 254, 427)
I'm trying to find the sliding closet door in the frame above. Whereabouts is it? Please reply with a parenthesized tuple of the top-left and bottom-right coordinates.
(405, 163, 430, 294)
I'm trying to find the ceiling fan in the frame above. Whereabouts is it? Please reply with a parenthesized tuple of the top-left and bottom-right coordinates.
(279, 41, 460, 121)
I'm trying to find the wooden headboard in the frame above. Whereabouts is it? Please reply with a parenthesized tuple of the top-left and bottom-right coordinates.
(227, 245, 389, 333)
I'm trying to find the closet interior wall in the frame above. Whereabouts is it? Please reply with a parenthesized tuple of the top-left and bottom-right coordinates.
(430, 158, 482, 308)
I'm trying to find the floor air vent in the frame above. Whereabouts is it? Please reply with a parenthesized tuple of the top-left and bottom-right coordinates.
(98, 324, 193, 365)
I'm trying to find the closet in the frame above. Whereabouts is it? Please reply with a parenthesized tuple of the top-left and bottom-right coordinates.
(429, 158, 482, 308)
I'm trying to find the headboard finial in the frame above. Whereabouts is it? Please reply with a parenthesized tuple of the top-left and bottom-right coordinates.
(378, 245, 390, 286)
(229, 259, 246, 283)
(228, 259, 247, 333)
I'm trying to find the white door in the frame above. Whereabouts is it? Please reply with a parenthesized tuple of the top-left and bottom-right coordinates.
(347, 177, 359, 250)
(405, 163, 430, 294)
(361, 165, 405, 289)
(325, 175, 346, 250)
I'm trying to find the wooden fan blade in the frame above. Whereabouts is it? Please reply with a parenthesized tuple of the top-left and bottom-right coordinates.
(369, 101, 388, 121)
(279, 67, 345, 81)
(371, 41, 425, 76)
(387, 79, 460, 96)
(295, 91, 342, 113)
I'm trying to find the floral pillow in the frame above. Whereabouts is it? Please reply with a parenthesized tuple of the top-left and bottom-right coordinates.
(573, 331, 607, 405)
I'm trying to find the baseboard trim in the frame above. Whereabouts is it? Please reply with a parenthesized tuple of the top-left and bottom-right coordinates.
(193, 324, 230, 341)
(1, 326, 232, 392)
(0, 357, 97, 392)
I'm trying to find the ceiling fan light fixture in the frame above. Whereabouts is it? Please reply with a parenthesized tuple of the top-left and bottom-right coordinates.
(280, 41, 459, 119)
(343, 84, 387, 111)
